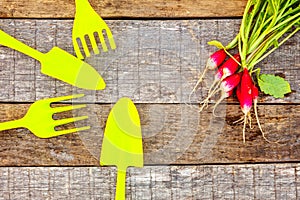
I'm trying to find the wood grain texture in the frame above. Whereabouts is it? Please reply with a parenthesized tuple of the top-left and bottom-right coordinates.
(0, 0, 247, 19)
(0, 164, 299, 199)
(0, 3, 298, 199)
(0, 103, 299, 166)
(0, 19, 299, 103)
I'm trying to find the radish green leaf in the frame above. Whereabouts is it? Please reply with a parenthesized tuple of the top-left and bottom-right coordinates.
(258, 74, 291, 98)
(207, 40, 225, 49)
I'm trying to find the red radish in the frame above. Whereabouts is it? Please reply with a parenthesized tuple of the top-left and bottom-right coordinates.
(251, 84, 259, 130)
(238, 68, 254, 142)
(189, 49, 227, 101)
(220, 73, 241, 92)
(215, 54, 241, 80)
(252, 84, 259, 102)
(212, 73, 241, 116)
(235, 74, 278, 143)
(252, 84, 259, 128)
(225, 89, 233, 98)
(207, 49, 227, 69)
(210, 54, 241, 95)
(199, 54, 241, 113)
(239, 68, 253, 115)
(236, 84, 241, 103)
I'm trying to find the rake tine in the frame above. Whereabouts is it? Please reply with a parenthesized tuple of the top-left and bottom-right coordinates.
(73, 38, 84, 60)
(97, 31, 108, 52)
(109, 37, 116, 50)
(52, 104, 87, 114)
(54, 116, 88, 126)
(105, 28, 116, 50)
(80, 37, 91, 57)
(52, 126, 90, 137)
(89, 33, 100, 55)
(48, 94, 85, 103)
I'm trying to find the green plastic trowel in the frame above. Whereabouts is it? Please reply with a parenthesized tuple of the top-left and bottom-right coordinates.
(100, 97, 144, 200)
(0, 29, 105, 90)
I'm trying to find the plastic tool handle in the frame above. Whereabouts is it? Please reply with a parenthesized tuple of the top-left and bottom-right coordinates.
(0, 29, 44, 61)
(75, 0, 92, 9)
(115, 170, 126, 200)
(0, 118, 24, 132)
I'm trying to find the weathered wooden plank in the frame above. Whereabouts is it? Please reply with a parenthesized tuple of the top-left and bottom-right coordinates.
(233, 166, 255, 200)
(0, 103, 299, 166)
(0, 0, 247, 19)
(0, 164, 299, 199)
(0, 19, 299, 103)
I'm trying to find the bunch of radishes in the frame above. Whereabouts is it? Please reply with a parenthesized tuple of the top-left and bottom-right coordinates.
(192, 0, 300, 142)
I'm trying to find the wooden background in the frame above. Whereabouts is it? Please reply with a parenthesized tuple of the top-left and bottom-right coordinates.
(0, 0, 299, 199)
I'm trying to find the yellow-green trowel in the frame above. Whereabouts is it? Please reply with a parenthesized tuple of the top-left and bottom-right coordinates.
(100, 97, 143, 200)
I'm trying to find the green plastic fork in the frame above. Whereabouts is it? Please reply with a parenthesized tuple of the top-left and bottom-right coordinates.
(72, 0, 116, 59)
(0, 94, 90, 138)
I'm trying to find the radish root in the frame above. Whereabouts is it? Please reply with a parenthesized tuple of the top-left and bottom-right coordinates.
(235, 103, 283, 144)
(253, 101, 282, 144)
(212, 97, 224, 117)
(199, 88, 221, 113)
(189, 67, 209, 103)
(242, 113, 247, 143)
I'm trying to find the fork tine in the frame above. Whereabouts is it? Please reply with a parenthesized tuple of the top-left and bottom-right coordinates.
(89, 33, 100, 55)
(80, 37, 91, 58)
(52, 104, 86, 114)
(73, 38, 84, 60)
(97, 31, 108, 52)
(48, 94, 85, 103)
(105, 28, 116, 50)
(54, 116, 88, 126)
(52, 126, 90, 137)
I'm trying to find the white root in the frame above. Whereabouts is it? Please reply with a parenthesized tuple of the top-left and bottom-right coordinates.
(189, 67, 209, 103)
(212, 93, 227, 117)
(199, 88, 221, 113)
(237, 103, 283, 144)
(208, 78, 220, 94)
(242, 113, 247, 143)
(248, 112, 253, 129)
(237, 112, 252, 143)
(212, 98, 224, 117)
(233, 116, 245, 124)
(253, 101, 282, 144)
